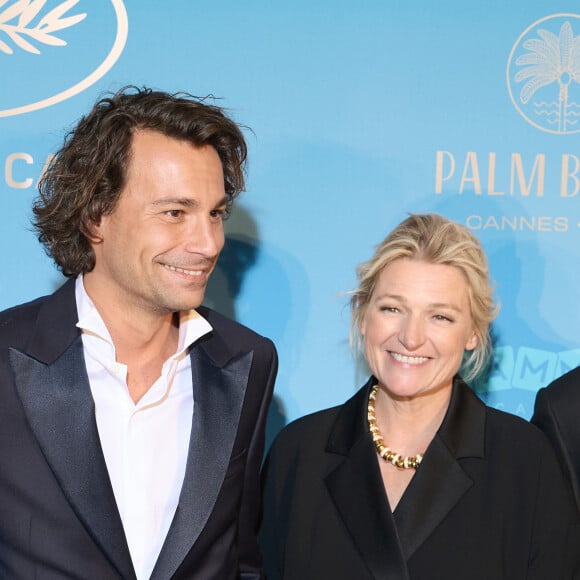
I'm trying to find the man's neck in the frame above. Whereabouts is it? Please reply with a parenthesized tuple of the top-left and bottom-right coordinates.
(104, 310, 180, 404)
(81, 275, 181, 403)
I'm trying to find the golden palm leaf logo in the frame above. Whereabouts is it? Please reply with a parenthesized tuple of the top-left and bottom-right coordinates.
(507, 14, 580, 135)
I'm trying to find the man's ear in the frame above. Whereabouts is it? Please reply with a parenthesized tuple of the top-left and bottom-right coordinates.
(81, 218, 103, 244)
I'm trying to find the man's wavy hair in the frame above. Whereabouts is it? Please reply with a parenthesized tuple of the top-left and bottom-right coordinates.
(33, 86, 248, 277)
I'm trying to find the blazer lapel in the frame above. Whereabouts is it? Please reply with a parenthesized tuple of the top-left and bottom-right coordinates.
(393, 378, 484, 559)
(324, 381, 411, 580)
(10, 281, 135, 579)
(151, 331, 253, 580)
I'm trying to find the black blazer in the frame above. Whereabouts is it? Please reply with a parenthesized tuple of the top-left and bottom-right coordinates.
(0, 279, 278, 579)
(532, 366, 580, 513)
(260, 377, 578, 580)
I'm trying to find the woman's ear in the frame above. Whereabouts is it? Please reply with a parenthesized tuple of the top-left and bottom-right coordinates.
(358, 315, 366, 337)
(465, 331, 478, 351)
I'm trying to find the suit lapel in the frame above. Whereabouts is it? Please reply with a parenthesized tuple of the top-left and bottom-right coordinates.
(324, 377, 485, 575)
(324, 381, 411, 580)
(394, 378, 484, 559)
(151, 330, 253, 580)
(539, 380, 580, 510)
(10, 281, 135, 579)
(393, 438, 473, 559)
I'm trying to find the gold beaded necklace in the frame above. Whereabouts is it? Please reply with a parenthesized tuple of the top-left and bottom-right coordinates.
(367, 384, 423, 470)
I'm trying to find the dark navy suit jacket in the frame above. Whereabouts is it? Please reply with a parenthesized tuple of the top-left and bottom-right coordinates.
(532, 366, 580, 514)
(0, 279, 277, 579)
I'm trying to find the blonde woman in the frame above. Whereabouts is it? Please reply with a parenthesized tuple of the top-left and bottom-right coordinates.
(260, 213, 577, 580)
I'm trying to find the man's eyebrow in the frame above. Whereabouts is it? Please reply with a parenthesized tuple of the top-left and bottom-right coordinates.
(213, 196, 229, 209)
(151, 197, 198, 207)
(151, 196, 229, 209)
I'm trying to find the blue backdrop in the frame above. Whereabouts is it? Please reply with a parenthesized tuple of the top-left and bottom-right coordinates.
(2, 1, 580, 445)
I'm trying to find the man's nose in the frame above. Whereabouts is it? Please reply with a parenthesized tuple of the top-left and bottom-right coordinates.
(184, 217, 224, 257)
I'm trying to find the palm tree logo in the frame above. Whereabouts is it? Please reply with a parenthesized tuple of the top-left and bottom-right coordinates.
(507, 14, 580, 135)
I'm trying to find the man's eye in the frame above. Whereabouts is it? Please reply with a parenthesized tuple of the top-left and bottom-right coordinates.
(210, 208, 227, 220)
(165, 209, 183, 218)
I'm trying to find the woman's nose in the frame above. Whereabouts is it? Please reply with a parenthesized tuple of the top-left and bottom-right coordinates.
(398, 315, 425, 351)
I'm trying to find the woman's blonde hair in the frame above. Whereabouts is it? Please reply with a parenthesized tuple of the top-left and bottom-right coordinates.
(350, 213, 499, 381)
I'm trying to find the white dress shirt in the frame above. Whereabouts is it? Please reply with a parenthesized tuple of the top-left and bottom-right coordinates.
(75, 277, 212, 580)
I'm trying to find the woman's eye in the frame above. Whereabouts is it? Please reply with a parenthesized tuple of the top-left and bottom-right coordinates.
(434, 314, 452, 322)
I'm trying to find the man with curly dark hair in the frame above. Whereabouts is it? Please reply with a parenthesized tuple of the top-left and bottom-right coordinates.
(0, 86, 277, 580)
